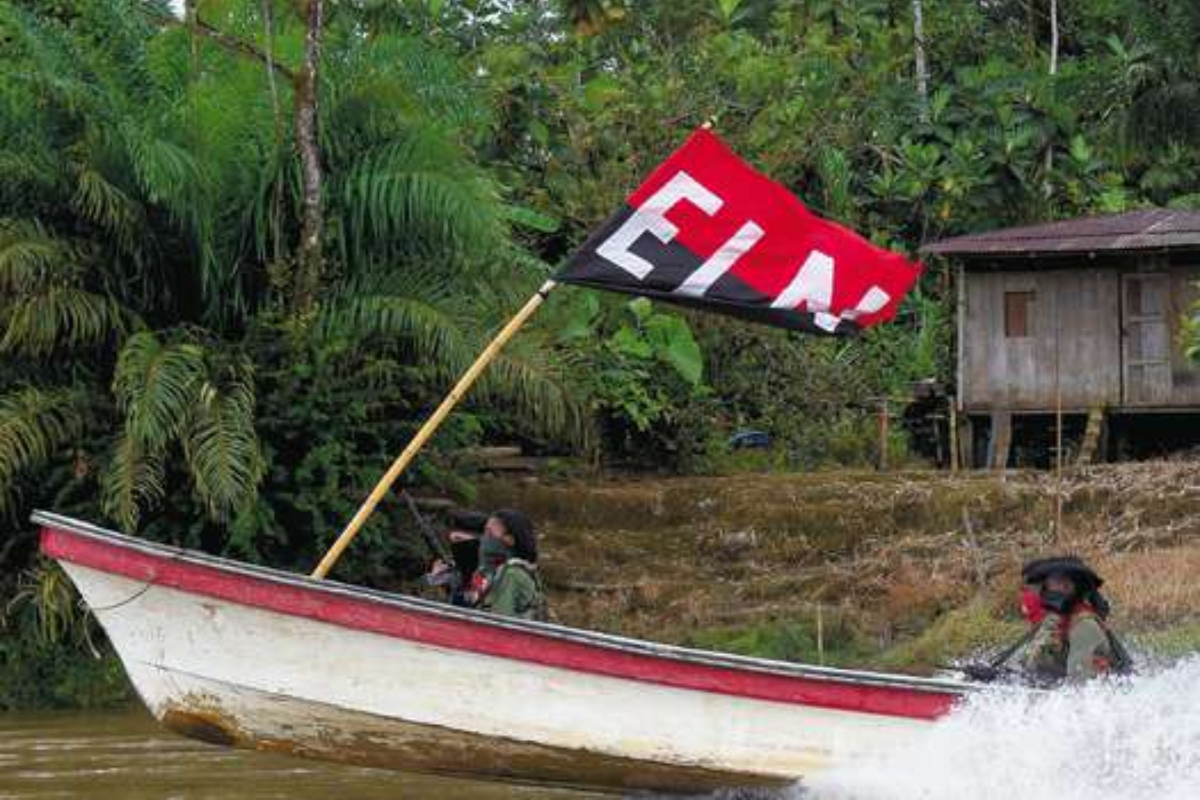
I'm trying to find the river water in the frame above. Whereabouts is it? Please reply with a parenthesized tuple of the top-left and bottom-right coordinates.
(4, 659, 1200, 800)
(0, 709, 598, 800)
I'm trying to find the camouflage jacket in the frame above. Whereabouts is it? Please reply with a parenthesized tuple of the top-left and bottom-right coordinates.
(1022, 609, 1114, 683)
(478, 559, 548, 622)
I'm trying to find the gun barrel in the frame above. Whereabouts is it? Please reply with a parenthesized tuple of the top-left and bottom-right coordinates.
(400, 491, 454, 565)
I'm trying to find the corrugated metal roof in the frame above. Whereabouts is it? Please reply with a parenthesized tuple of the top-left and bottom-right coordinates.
(922, 208, 1200, 256)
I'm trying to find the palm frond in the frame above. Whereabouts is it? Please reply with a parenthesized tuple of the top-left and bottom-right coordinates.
(318, 289, 473, 378)
(173, 49, 280, 322)
(6, 561, 86, 646)
(323, 33, 489, 145)
(319, 280, 584, 445)
(0, 388, 84, 516)
(112, 331, 207, 445)
(0, 89, 67, 202)
(0, 219, 72, 294)
(108, 332, 264, 528)
(102, 430, 166, 532)
(120, 119, 200, 217)
(1, 287, 129, 356)
(72, 167, 145, 255)
(484, 346, 585, 445)
(336, 131, 506, 267)
(0, 219, 135, 356)
(184, 370, 265, 523)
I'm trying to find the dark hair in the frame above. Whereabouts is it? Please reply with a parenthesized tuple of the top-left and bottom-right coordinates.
(492, 508, 537, 563)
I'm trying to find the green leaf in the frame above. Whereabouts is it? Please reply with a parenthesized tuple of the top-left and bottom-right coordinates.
(529, 118, 550, 149)
(930, 88, 953, 121)
(0, 388, 84, 516)
(1069, 135, 1093, 165)
(558, 293, 600, 342)
(645, 315, 703, 386)
(504, 203, 561, 233)
(715, 0, 743, 22)
(1168, 194, 1200, 211)
(628, 297, 653, 324)
(610, 325, 653, 359)
(583, 74, 623, 112)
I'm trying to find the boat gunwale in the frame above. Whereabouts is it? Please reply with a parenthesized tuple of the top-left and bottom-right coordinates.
(33, 509, 970, 697)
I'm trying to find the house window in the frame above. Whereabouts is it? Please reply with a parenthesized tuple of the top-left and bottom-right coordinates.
(1004, 291, 1035, 338)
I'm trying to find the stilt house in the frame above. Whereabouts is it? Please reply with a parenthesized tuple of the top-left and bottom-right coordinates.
(923, 208, 1200, 467)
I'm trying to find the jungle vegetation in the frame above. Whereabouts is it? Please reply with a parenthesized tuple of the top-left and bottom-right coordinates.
(2, 0, 1199, 707)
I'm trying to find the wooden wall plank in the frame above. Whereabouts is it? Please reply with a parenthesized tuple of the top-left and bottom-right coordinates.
(962, 267, 1120, 410)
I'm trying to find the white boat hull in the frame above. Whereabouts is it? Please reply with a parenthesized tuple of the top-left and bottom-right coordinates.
(40, 513, 968, 793)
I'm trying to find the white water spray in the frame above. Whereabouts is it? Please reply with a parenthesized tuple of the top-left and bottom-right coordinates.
(803, 657, 1200, 800)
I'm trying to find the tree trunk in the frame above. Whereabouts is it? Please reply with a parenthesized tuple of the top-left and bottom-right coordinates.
(293, 0, 325, 314)
(1043, 0, 1059, 199)
(184, 0, 197, 63)
(1048, 0, 1059, 77)
(261, 0, 285, 265)
(912, 0, 930, 123)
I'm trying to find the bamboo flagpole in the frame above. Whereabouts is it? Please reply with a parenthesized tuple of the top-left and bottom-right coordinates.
(312, 120, 925, 578)
(311, 279, 558, 579)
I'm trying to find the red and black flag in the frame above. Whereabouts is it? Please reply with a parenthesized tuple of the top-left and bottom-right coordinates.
(557, 129, 921, 335)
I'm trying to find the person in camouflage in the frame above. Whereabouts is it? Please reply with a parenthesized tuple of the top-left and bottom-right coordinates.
(471, 509, 549, 622)
(1019, 556, 1129, 684)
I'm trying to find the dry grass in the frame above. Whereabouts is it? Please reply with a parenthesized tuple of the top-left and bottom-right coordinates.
(1094, 547, 1200, 626)
(479, 460, 1200, 668)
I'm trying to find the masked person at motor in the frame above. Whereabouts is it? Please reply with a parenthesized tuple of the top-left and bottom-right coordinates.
(465, 509, 548, 621)
(1019, 556, 1131, 684)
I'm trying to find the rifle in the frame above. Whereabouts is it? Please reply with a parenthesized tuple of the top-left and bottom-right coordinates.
(398, 490, 458, 585)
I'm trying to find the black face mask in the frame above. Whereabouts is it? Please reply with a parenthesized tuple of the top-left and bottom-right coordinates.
(1040, 589, 1075, 615)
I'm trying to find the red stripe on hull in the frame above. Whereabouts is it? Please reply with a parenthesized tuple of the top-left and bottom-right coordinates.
(41, 526, 959, 721)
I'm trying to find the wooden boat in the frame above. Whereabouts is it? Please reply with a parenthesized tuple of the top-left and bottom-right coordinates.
(36, 510, 970, 794)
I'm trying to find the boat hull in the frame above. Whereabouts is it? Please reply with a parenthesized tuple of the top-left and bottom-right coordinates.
(38, 512, 968, 793)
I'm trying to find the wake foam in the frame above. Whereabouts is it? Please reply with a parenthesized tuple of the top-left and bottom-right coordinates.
(803, 656, 1200, 800)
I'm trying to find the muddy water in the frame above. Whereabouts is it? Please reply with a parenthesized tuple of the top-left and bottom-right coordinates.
(0, 708, 603, 800)
(10, 661, 1200, 800)
(11, 662, 1200, 800)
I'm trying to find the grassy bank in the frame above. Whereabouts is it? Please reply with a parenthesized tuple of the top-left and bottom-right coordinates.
(480, 461, 1200, 672)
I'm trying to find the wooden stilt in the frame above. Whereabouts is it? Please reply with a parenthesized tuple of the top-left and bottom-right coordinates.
(960, 414, 975, 470)
(949, 397, 959, 472)
(1077, 406, 1105, 466)
(987, 410, 1012, 471)
(1096, 410, 1111, 463)
(311, 280, 558, 579)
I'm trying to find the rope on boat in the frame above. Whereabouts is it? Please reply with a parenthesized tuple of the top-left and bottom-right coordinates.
(86, 579, 156, 613)
(77, 550, 186, 657)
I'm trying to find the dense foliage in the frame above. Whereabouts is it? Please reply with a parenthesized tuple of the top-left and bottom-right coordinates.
(2, 0, 1198, 707)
